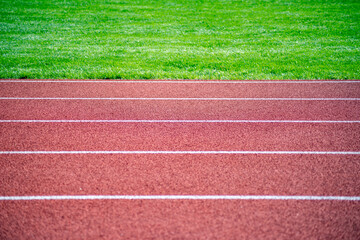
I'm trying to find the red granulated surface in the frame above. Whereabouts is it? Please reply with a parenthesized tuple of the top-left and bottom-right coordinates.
(0, 80, 359, 239)
(0, 154, 359, 196)
(1, 200, 359, 239)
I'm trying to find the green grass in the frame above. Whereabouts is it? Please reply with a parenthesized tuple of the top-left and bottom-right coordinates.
(0, 0, 359, 79)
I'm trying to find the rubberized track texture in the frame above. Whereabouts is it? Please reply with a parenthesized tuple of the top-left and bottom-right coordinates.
(0, 80, 359, 239)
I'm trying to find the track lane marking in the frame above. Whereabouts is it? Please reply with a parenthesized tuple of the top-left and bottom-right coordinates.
(1, 120, 360, 123)
(0, 80, 359, 83)
(1, 195, 359, 201)
(1, 151, 359, 154)
(1, 97, 359, 100)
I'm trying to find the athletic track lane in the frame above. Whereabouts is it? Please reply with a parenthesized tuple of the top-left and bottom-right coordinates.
(0, 80, 359, 239)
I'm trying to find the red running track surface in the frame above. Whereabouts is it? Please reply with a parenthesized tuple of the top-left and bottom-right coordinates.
(1, 154, 359, 196)
(0, 80, 360, 239)
(1, 100, 360, 121)
(0, 80, 360, 98)
(2, 200, 359, 239)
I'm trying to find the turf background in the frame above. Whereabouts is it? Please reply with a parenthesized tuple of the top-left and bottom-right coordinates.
(0, 0, 359, 79)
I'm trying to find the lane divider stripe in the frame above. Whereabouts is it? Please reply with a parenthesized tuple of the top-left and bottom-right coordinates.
(1, 120, 360, 123)
(0, 80, 359, 84)
(0, 120, 359, 123)
(1, 195, 359, 201)
(0, 151, 359, 154)
(1, 97, 360, 100)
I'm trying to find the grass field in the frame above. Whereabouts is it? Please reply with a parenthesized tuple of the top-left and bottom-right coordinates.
(0, 0, 359, 80)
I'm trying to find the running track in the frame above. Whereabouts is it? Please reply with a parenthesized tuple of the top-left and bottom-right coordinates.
(0, 80, 359, 239)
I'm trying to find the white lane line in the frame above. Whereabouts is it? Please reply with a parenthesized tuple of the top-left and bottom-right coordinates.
(0, 151, 359, 154)
(0, 97, 359, 101)
(0, 80, 359, 83)
(1, 195, 359, 201)
(1, 120, 360, 123)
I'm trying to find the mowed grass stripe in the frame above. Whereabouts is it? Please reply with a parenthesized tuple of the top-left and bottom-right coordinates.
(0, 0, 359, 80)
(1, 80, 360, 83)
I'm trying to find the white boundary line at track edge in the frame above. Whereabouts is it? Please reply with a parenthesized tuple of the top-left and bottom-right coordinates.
(1, 120, 360, 123)
(0, 151, 359, 154)
(0, 80, 359, 83)
(1, 97, 360, 101)
(1, 195, 359, 201)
